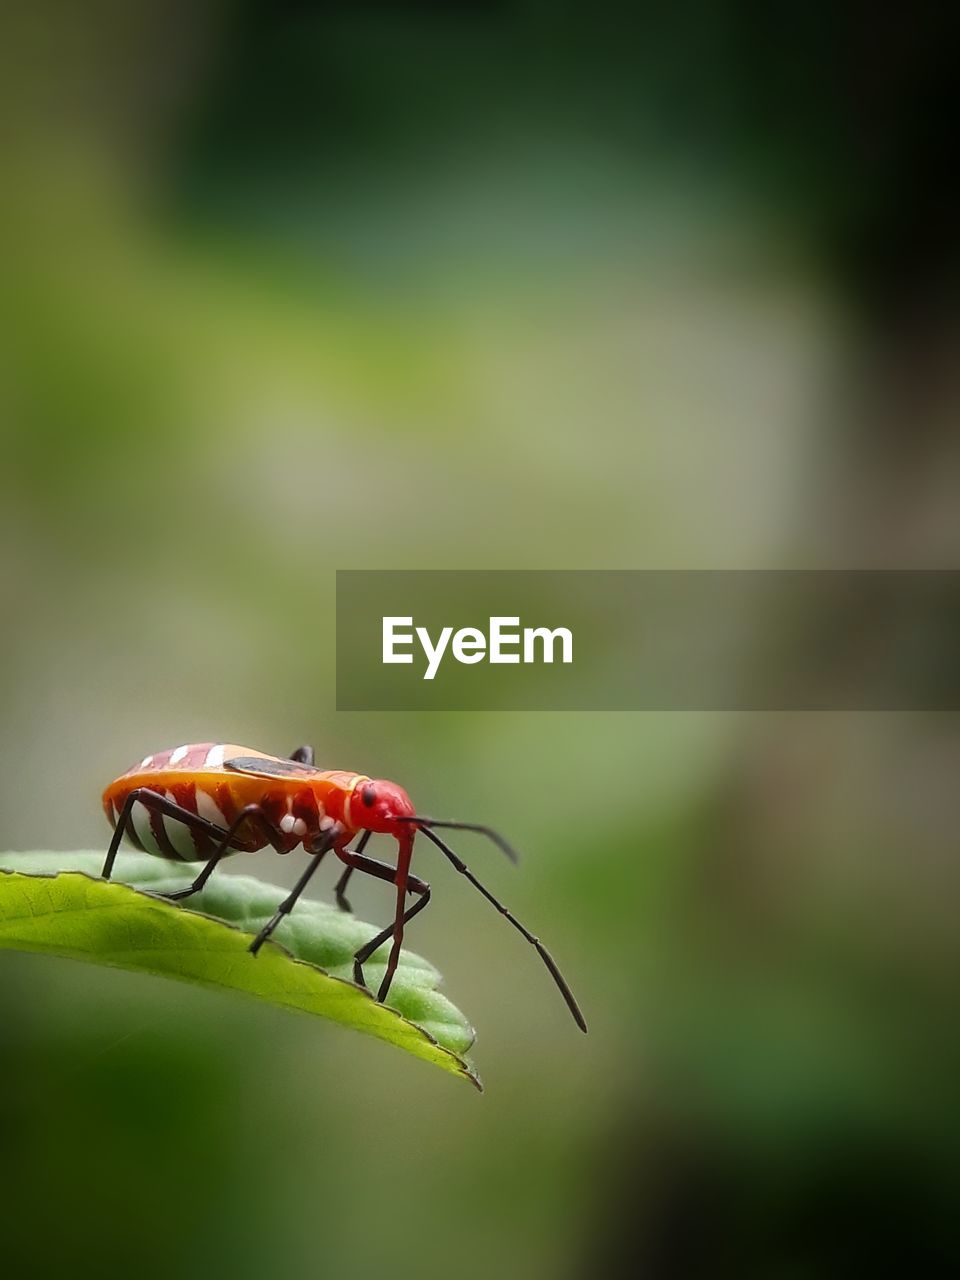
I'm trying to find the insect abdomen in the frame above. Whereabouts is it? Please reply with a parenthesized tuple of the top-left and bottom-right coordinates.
(104, 777, 266, 862)
(103, 743, 334, 861)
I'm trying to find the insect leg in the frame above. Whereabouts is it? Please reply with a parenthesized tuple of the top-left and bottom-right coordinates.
(101, 788, 234, 880)
(354, 884, 431, 1002)
(162, 804, 289, 902)
(248, 825, 344, 955)
(333, 867, 353, 911)
(333, 847, 428, 893)
(333, 830, 372, 912)
(333, 845, 430, 1001)
(289, 745, 315, 765)
(380, 837, 413, 1005)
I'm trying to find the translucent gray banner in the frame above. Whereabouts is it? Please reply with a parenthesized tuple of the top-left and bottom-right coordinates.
(336, 571, 960, 710)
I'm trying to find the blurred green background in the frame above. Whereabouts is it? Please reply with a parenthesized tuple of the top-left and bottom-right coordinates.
(1, 2, 958, 1276)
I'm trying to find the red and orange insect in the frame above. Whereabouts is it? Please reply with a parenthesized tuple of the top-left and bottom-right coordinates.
(102, 742, 586, 1030)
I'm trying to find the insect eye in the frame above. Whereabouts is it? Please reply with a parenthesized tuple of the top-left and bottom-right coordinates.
(361, 784, 376, 808)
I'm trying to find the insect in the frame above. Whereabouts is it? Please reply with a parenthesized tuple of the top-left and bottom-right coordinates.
(101, 742, 586, 1030)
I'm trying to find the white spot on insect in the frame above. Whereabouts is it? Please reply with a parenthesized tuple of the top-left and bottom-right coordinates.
(131, 801, 160, 853)
(163, 794, 198, 859)
(195, 789, 228, 829)
(139, 755, 154, 770)
(204, 744, 226, 768)
(319, 816, 335, 832)
(169, 745, 189, 765)
(278, 815, 309, 839)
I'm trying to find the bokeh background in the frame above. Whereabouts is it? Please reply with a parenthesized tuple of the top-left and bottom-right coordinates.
(1, 2, 958, 1276)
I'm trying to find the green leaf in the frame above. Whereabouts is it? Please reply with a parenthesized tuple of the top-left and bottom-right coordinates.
(0, 852, 480, 1090)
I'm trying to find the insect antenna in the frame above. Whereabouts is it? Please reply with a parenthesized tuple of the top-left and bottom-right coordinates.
(417, 825, 587, 1032)
(395, 816, 520, 864)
